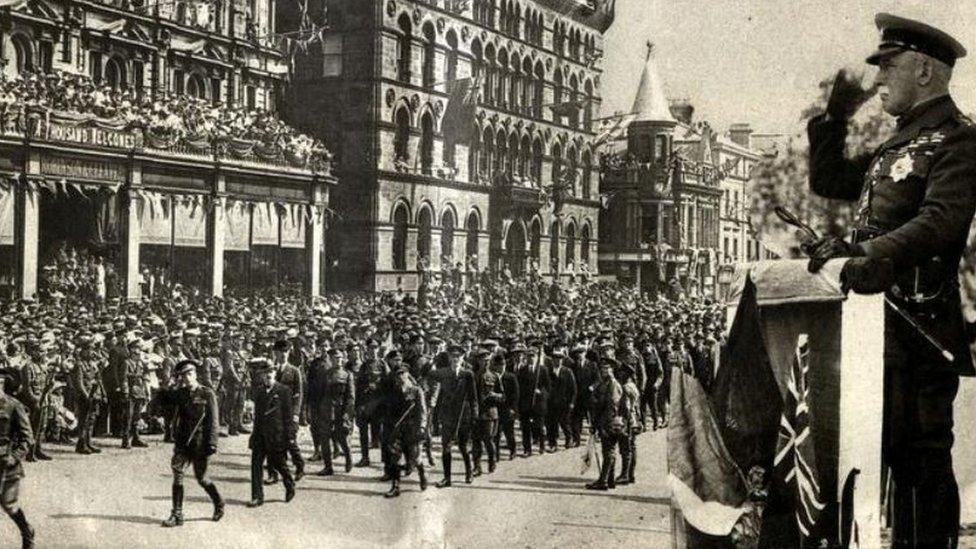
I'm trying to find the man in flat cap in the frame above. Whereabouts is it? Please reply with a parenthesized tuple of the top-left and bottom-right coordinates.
(155, 360, 224, 527)
(806, 13, 975, 546)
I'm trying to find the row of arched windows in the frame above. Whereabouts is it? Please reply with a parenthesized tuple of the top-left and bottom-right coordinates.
(471, 1, 587, 54)
(391, 203, 481, 271)
(518, 218, 592, 268)
(468, 128, 593, 198)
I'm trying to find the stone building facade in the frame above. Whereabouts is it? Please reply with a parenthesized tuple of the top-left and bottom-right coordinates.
(279, 0, 614, 291)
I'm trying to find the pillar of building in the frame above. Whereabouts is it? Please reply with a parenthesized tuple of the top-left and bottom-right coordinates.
(306, 183, 326, 297)
(13, 176, 39, 300)
(120, 188, 142, 301)
(207, 175, 226, 297)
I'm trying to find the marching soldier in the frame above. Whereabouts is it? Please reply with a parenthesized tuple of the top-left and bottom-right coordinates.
(156, 361, 224, 527)
(806, 13, 975, 545)
(384, 365, 428, 498)
(0, 368, 36, 549)
(430, 345, 478, 487)
(586, 358, 623, 491)
(470, 347, 503, 476)
(271, 339, 305, 481)
(355, 338, 387, 467)
(309, 348, 355, 476)
(120, 337, 149, 449)
(70, 336, 105, 454)
(615, 362, 641, 486)
(247, 359, 296, 507)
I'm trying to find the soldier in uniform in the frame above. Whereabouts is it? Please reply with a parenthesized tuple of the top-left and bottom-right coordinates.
(806, 13, 975, 546)
(384, 365, 428, 498)
(120, 337, 149, 449)
(586, 358, 623, 491)
(219, 331, 247, 436)
(570, 345, 597, 446)
(430, 345, 478, 487)
(70, 336, 105, 454)
(155, 361, 224, 527)
(0, 368, 36, 549)
(247, 359, 296, 507)
(309, 348, 355, 475)
(615, 362, 641, 486)
(470, 347, 503, 476)
(18, 343, 52, 461)
(355, 338, 387, 467)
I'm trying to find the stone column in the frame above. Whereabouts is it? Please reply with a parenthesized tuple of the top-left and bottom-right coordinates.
(207, 175, 226, 297)
(120, 188, 142, 301)
(13, 177, 39, 300)
(306, 184, 326, 298)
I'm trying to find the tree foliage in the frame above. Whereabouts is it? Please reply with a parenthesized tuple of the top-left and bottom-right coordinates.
(748, 74, 894, 250)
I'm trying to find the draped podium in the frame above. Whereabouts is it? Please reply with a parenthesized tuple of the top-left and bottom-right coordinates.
(669, 259, 885, 548)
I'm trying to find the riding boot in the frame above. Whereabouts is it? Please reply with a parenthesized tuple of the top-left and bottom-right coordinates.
(487, 449, 496, 474)
(606, 455, 617, 489)
(627, 442, 637, 483)
(342, 441, 353, 473)
(615, 453, 632, 485)
(162, 485, 185, 527)
(11, 509, 35, 548)
(384, 479, 401, 498)
(203, 483, 224, 521)
(461, 449, 473, 484)
(436, 454, 452, 488)
(418, 465, 428, 491)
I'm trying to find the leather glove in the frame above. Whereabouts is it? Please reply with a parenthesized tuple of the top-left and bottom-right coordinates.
(840, 257, 895, 294)
(806, 237, 865, 273)
(825, 69, 877, 121)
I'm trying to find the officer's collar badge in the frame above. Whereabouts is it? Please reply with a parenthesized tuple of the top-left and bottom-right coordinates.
(889, 154, 915, 183)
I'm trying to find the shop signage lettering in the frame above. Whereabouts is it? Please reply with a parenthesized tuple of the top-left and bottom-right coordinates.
(41, 155, 126, 182)
(49, 124, 137, 149)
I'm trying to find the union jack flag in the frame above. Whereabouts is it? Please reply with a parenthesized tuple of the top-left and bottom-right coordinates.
(773, 335, 825, 538)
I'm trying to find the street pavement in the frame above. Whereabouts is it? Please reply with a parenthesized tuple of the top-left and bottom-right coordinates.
(7, 427, 671, 548)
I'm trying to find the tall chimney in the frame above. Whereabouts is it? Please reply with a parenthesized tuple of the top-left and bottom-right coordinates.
(728, 123, 753, 148)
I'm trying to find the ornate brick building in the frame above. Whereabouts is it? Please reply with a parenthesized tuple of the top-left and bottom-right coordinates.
(279, 0, 614, 291)
(0, 0, 335, 300)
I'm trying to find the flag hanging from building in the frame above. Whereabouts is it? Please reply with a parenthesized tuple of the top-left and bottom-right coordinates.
(773, 334, 825, 538)
(441, 75, 483, 146)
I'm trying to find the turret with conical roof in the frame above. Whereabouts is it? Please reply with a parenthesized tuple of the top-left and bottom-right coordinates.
(627, 42, 677, 165)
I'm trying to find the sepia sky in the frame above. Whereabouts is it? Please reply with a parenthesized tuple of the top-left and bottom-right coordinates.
(599, 0, 976, 135)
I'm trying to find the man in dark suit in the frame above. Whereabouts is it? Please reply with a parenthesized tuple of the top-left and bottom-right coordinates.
(545, 345, 576, 451)
(247, 359, 295, 507)
(806, 13, 976, 546)
(271, 339, 305, 481)
(516, 340, 550, 457)
(429, 346, 478, 487)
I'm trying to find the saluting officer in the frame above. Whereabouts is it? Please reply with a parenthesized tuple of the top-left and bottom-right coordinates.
(806, 13, 976, 546)
(156, 361, 224, 527)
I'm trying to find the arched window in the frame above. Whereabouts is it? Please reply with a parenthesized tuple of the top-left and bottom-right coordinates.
(550, 221, 560, 272)
(104, 57, 128, 91)
(584, 79, 594, 131)
(417, 206, 433, 267)
(519, 135, 531, 178)
(565, 223, 576, 267)
(495, 130, 507, 176)
(569, 74, 580, 128)
(445, 31, 459, 86)
(533, 62, 544, 118)
(186, 73, 207, 99)
(397, 15, 412, 83)
(484, 45, 495, 104)
(566, 145, 578, 196)
(480, 127, 494, 178)
(441, 209, 455, 261)
(420, 112, 434, 174)
(495, 49, 507, 107)
(509, 54, 520, 110)
(521, 58, 533, 114)
(394, 107, 410, 162)
(11, 35, 34, 76)
(550, 142, 562, 186)
(553, 69, 564, 124)
(530, 218, 541, 262)
(422, 23, 436, 88)
(466, 211, 480, 266)
(581, 150, 592, 199)
(392, 203, 409, 270)
(531, 138, 543, 185)
(508, 133, 519, 178)
(580, 224, 591, 265)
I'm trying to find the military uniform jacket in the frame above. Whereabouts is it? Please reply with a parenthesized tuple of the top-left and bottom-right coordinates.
(389, 384, 427, 445)
(619, 350, 647, 391)
(809, 96, 976, 374)
(320, 366, 356, 426)
(122, 357, 149, 400)
(220, 348, 245, 388)
(249, 383, 295, 451)
(620, 381, 642, 433)
(355, 358, 387, 419)
(274, 361, 304, 414)
(474, 368, 504, 420)
(589, 376, 623, 435)
(157, 385, 219, 457)
(70, 359, 106, 403)
(19, 360, 47, 407)
(0, 394, 33, 481)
